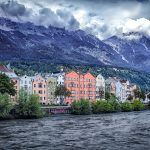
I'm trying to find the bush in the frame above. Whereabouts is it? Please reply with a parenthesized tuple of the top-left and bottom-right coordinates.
(27, 95, 44, 118)
(71, 99, 92, 115)
(132, 100, 145, 111)
(15, 90, 43, 118)
(121, 101, 133, 112)
(92, 100, 117, 113)
(109, 99, 121, 112)
(0, 93, 12, 119)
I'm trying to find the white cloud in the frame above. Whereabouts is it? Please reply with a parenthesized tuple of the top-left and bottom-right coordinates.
(121, 18, 150, 37)
(0, 0, 150, 39)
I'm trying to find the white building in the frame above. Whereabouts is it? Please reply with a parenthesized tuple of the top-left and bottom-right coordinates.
(51, 71, 65, 104)
(96, 74, 105, 100)
(20, 75, 33, 95)
(51, 72, 65, 85)
(115, 80, 126, 102)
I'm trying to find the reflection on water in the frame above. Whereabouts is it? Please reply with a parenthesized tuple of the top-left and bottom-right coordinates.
(0, 111, 150, 150)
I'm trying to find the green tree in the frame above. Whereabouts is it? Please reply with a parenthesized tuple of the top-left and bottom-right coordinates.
(71, 99, 92, 115)
(140, 91, 146, 100)
(109, 99, 121, 112)
(121, 101, 133, 112)
(127, 94, 133, 101)
(133, 89, 145, 100)
(132, 100, 145, 111)
(0, 73, 16, 96)
(15, 90, 43, 118)
(55, 85, 71, 104)
(0, 93, 12, 119)
(92, 100, 115, 113)
(27, 95, 43, 118)
(105, 92, 111, 100)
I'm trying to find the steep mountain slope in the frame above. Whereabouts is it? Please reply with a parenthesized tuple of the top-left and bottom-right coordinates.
(0, 17, 127, 67)
(104, 32, 150, 71)
(1, 17, 150, 72)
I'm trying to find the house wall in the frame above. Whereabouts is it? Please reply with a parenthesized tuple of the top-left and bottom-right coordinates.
(32, 75, 48, 105)
(11, 78, 20, 102)
(96, 74, 105, 100)
(20, 75, 33, 95)
(115, 81, 126, 102)
(64, 71, 96, 104)
(47, 77, 57, 104)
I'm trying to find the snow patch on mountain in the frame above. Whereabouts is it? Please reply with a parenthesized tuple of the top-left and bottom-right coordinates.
(0, 25, 13, 31)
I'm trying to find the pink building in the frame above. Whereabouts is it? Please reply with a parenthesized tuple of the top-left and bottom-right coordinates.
(65, 71, 96, 104)
(32, 75, 48, 105)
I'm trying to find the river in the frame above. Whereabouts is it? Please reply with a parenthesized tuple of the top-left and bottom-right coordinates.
(0, 111, 150, 150)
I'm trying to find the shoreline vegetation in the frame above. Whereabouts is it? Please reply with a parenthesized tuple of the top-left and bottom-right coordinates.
(71, 98, 149, 115)
(1, 92, 150, 120)
(0, 92, 44, 120)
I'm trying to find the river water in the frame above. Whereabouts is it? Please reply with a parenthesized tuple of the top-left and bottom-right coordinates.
(0, 111, 150, 150)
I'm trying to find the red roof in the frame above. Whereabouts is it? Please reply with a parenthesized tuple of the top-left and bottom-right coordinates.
(0, 65, 14, 73)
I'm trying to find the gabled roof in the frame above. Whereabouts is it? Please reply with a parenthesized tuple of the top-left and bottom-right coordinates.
(0, 65, 14, 73)
(65, 70, 79, 76)
(83, 72, 96, 78)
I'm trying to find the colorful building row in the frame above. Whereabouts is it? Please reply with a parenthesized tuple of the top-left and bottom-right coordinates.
(0, 65, 139, 105)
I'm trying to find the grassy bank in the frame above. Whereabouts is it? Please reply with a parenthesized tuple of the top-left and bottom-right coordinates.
(71, 99, 148, 115)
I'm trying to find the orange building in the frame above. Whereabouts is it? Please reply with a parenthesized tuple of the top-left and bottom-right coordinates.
(11, 77, 20, 102)
(32, 75, 48, 105)
(64, 71, 96, 104)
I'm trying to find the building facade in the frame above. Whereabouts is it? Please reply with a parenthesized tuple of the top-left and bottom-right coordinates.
(47, 77, 57, 104)
(11, 77, 20, 102)
(96, 74, 105, 100)
(64, 71, 96, 104)
(20, 75, 33, 95)
(105, 77, 116, 96)
(32, 75, 48, 105)
(121, 80, 131, 100)
(115, 80, 126, 102)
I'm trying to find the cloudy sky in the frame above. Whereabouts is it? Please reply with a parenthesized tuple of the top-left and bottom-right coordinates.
(0, 0, 150, 39)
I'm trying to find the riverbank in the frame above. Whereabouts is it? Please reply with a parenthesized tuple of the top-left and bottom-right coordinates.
(70, 99, 150, 115)
(1, 93, 150, 121)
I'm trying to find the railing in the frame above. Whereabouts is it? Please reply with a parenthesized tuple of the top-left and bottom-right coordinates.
(41, 106, 71, 114)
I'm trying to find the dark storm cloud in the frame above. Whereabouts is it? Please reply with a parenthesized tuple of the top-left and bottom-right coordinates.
(0, 0, 30, 17)
(57, 9, 80, 30)
(39, 8, 61, 28)
(0, 0, 150, 39)
(35, 7, 79, 30)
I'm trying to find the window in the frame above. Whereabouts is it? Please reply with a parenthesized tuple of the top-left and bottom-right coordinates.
(34, 90, 36, 94)
(25, 81, 27, 84)
(24, 85, 27, 90)
(40, 97, 42, 100)
(44, 85, 46, 88)
(39, 90, 42, 94)
(38, 83, 42, 88)
(34, 84, 36, 88)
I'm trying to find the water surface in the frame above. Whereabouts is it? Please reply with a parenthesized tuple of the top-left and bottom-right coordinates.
(0, 111, 150, 150)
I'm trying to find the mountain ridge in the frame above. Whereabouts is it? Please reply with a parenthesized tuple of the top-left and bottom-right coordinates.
(0, 17, 150, 72)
